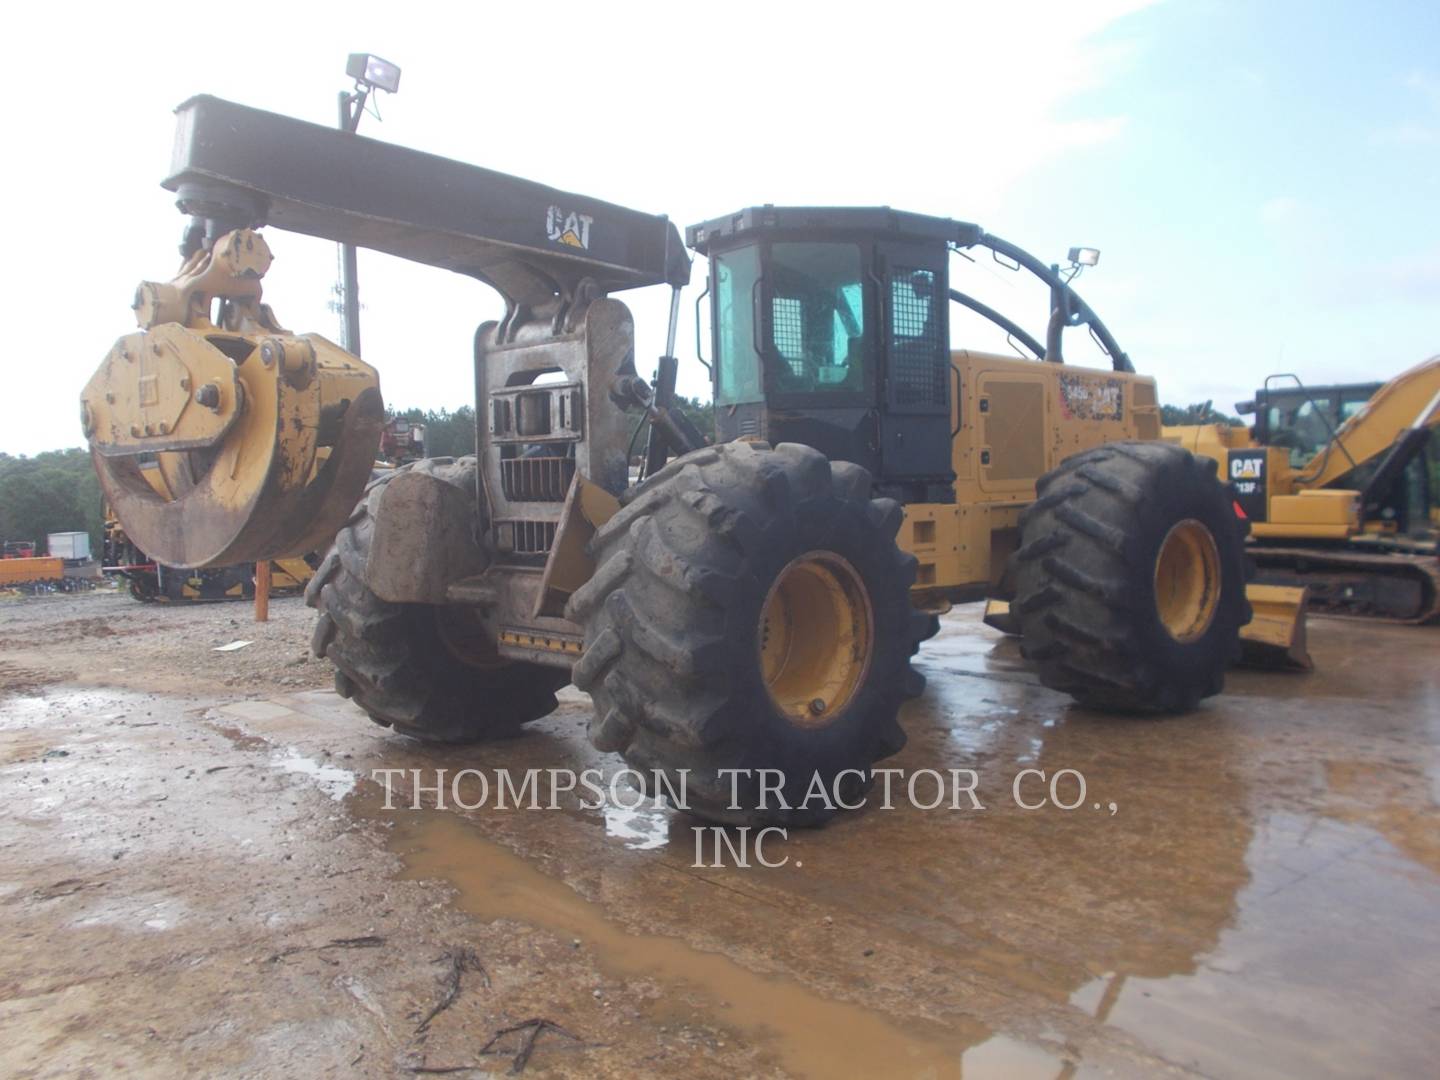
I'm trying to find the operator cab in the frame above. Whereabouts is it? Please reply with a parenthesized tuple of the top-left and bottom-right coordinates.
(687, 207, 980, 503)
(1239, 381, 1384, 468)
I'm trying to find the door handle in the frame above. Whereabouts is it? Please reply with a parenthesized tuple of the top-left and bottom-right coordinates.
(950, 363, 962, 437)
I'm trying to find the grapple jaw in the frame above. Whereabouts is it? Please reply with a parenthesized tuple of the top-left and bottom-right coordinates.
(82, 229, 383, 568)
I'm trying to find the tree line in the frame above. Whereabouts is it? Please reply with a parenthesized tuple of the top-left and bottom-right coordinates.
(0, 449, 104, 556)
(394, 397, 718, 458)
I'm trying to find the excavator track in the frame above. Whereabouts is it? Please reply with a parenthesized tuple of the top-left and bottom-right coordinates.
(1251, 546, 1440, 623)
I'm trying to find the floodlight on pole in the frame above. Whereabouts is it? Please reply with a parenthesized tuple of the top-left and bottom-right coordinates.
(336, 54, 401, 356)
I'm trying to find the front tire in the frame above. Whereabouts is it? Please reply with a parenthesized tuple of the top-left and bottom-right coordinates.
(1012, 441, 1251, 712)
(307, 457, 566, 742)
(567, 442, 931, 826)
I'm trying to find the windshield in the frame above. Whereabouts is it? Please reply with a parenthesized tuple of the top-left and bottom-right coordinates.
(1265, 384, 1381, 467)
(1268, 397, 1335, 466)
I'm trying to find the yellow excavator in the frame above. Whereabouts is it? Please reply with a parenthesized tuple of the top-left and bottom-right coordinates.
(102, 506, 313, 603)
(82, 95, 1307, 825)
(1167, 357, 1440, 622)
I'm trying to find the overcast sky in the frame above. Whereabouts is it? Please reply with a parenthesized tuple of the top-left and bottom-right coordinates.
(3, 0, 1436, 454)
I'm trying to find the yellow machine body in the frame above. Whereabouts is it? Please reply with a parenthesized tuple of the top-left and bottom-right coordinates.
(1164, 354, 1440, 623)
(898, 349, 1161, 609)
(0, 557, 65, 587)
(1166, 355, 1440, 537)
(895, 350, 1309, 663)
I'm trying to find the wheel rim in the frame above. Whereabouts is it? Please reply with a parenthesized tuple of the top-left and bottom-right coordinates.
(1153, 519, 1221, 643)
(758, 551, 874, 728)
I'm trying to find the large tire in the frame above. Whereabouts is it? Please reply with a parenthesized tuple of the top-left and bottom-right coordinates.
(306, 457, 566, 742)
(566, 442, 931, 826)
(1012, 441, 1251, 712)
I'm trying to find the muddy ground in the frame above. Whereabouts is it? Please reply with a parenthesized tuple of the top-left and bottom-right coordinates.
(1, 589, 1438, 1078)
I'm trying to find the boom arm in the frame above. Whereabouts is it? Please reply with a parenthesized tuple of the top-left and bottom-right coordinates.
(167, 96, 689, 309)
(85, 95, 695, 571)
(1298, 355, 1440, 491)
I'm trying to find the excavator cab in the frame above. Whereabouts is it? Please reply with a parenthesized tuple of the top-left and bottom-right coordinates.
(1239, 379, 1384, 468)
(688, 209, 965, 503)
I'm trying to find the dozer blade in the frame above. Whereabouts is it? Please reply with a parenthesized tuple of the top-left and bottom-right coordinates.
(83, 229, 384, 569)
(981, 598, 1020, 636)
(985, 590, 1313, 671)
(1239, 584, 1313, 670)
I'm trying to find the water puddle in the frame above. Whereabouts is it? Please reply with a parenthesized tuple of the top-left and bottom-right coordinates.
(268, 747, 354, 801)
(1067, 811, 1440, 1076)
(381, 808, 1061, 1079)
(601, 800, 671, 851)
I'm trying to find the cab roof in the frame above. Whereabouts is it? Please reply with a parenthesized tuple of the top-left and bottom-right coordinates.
(686, 206, 983, 255)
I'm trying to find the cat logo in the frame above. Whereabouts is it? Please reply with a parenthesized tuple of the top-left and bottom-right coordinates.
(1228, 449, 1269, 520)
(546, 206, 594, 250)
(1230, 456, 1264, 481)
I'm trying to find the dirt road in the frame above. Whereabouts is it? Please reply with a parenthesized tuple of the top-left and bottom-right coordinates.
(2, 591, 1438, 1077)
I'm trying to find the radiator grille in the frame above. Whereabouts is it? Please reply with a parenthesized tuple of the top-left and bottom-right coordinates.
(506, 519, 558, 556)
(500, 456, 575, 502)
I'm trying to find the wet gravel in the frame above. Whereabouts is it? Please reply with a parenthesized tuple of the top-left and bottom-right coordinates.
(0, 587, 329, 699)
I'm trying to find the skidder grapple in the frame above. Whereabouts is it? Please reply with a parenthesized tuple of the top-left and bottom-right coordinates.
(85, 97, 1299, 824)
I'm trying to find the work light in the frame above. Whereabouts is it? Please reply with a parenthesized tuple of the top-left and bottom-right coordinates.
(346, 54, 401, 94)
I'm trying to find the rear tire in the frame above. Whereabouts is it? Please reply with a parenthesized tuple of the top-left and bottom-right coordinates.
(307, 457, 566, 742)
(1012, 441, 1251, 712)
(567, 442, 930, 826)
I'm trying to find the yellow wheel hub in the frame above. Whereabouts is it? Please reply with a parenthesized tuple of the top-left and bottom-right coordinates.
(1153, 519, 1221, 643)
(759, 552, 874, 728)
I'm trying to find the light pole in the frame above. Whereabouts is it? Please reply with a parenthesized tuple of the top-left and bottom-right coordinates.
(336, 54, 401, 357)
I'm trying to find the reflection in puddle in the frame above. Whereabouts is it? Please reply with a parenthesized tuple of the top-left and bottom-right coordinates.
(379, 808, 1048, 1079)
(268, 747, 354, 801)
(602, 801, 670, 850)
(1068, 812, 1440, 1077)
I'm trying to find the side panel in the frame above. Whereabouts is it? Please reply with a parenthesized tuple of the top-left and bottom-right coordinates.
(977, 374, 1048, 495)
(910, 350, 1161, 602)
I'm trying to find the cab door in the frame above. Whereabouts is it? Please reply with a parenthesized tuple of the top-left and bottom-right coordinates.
(876, 242, 952, 486)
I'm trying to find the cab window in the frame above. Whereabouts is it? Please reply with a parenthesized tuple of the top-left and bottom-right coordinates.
(767, 243, 868, 395)
(1269, 396, 1335, 467)
(714, 246, 764, 405)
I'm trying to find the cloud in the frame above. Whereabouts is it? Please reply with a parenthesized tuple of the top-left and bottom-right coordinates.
(1053, 115, 1131, 149)
(0, 0, 1161, 451)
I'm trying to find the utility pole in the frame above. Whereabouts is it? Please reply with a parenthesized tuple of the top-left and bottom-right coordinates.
(337, 87, 368, 357)
(335, 53, 401, 358)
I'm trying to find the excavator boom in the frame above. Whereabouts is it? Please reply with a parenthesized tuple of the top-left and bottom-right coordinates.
(1297, 354, 1440, 490)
